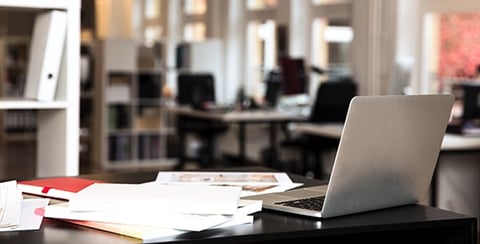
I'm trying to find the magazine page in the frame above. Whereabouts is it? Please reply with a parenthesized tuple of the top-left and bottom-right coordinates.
(155, 172, 303, 197)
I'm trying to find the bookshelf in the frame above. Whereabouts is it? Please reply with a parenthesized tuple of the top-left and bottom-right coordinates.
(94, 38, 175, 170)
(0, 37, 37, 143)
(0, 0, 80, 177)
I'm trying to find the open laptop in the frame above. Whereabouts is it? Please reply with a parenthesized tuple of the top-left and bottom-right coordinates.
(243, 94, 454, 218)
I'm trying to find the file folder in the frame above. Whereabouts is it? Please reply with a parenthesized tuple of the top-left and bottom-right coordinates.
(24, 10, 67, 101)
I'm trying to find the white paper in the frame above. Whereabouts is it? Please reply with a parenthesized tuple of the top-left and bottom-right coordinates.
(45, 199, 261, 232)
(46, 202, 231, 231)
(0, 198, 50, 232)
(156, 171, 293, 185)
(69, 183, 242, 215)
(143, 214, 254, 243)
(0, 180, 22, 228)
(155, 171, 303, 197)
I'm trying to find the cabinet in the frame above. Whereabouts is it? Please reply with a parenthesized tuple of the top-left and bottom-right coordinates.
(94, 38, 175, 170)
(0, 0, 80, 177)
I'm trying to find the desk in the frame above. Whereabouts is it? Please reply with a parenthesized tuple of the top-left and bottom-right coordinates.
(169, 106, 307, 169)
(290, 123, 480, 150)
(2, 167, 476, 244)
(289, 122, 344, 139)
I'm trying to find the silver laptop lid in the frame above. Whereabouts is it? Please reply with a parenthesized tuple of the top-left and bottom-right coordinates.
(321, 94, 454, 218)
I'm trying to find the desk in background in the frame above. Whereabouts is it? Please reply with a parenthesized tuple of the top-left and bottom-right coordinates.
(290, 123, 480, 150)
(168, 106, 307, 169)
(1, 167, 476, 244)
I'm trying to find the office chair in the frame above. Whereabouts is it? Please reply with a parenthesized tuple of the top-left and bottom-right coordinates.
(281, 77, 357, 179)
(175, 73, 228, 169)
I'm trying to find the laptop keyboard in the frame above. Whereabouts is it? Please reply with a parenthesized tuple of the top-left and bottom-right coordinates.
(274, 196, 325, 211)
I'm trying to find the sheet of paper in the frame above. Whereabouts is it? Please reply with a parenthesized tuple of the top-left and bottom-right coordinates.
(156, 171, 294, 185)
(69, 183, 242, 215)
(239, 183, 303, 197)
(46, 202, 233, 231)
(0, 180, 22, 228)
(155, 171, 303, 197)
(0, 198, 50, 232)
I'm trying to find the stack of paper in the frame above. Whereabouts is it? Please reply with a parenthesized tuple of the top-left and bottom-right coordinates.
(44, 182, 262, 241)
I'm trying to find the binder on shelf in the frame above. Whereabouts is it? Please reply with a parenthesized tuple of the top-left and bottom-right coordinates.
(24, 10, 67, 101)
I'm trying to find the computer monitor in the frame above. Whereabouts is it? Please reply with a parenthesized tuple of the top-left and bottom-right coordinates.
(279, 57, 307, 96)
(446, 83, 480, 135)
(177, 73, 215, 108)
(461, 83, 480, 122)
(264, 70, 282, 107)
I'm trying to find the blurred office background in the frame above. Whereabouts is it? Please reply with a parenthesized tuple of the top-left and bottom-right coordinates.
(1, 0, 480, 230)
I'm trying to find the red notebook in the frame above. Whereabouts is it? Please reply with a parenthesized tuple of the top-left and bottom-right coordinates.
(18, 177, 102, 200)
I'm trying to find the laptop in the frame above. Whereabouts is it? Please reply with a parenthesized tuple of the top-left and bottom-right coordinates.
(243, 94, 454, 218)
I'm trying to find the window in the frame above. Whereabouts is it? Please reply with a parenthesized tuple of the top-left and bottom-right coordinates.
(184, 0, 206, 15)
(183, 0, 207, 41)
(142, 0, 163, 46)
(184, 22, 206, 41)
(247, 0, 277, 10)
(246, 20, 277, 98)
(312, 0, 350, 5)
(311, 18, 353, 82)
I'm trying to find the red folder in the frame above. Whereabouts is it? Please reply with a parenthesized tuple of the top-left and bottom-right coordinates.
(18, 177, 102, 200)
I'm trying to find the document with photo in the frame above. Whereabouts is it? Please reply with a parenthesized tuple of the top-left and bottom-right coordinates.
(155, 171, 303, 197)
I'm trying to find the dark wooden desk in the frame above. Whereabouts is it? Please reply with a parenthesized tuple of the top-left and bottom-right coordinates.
(1, 167, 476, 244)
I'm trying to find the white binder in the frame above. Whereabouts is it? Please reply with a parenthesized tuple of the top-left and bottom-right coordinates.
(24, 10, 67, 101)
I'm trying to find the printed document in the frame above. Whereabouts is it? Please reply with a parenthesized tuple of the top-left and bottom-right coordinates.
(155, 171, 303, 197)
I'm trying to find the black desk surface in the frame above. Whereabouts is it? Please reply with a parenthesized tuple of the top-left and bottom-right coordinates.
(2, 167, 477, 244)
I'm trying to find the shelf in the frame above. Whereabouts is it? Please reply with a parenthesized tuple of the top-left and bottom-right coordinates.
(0, 0, 79, 10)
(0, 98, 68, 109)
(0, 0, 80, 177)
(3, 132, 35, 142)
(96, 38, 173, 170)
